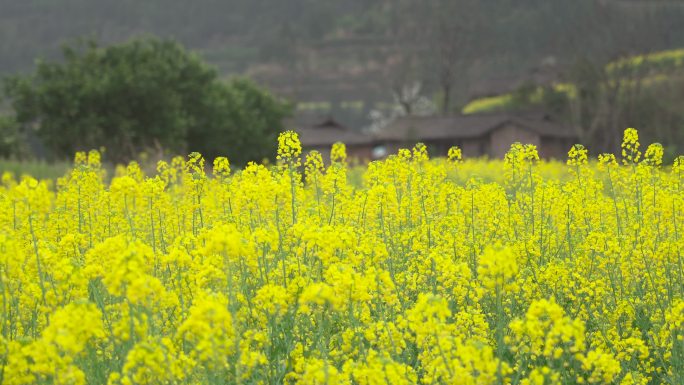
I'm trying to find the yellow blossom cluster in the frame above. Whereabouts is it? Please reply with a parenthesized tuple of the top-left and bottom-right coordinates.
(0, 128, 683, 384)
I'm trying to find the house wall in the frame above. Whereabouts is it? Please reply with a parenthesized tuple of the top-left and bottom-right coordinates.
(303, 144, 375, 163)
(382, 139, 489, 159)
(462, 138, 487, 158)
(405, 140, 472, 159)
(306, 146, 331, 163)
(381, 142, 407, 157)
(540, 137, 574, 160)
(489, 124, 541, 158)
(424, 140, 449, 156)
(374, 141, 450, 159)
(423, 140, 465, 157)
(378, 138, 489, 160)
(347, 145, 375, 162)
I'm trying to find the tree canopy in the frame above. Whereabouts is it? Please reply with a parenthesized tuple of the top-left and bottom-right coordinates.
(3, 37, 292, 164)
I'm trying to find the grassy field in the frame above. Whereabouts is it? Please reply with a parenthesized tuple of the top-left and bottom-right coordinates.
(0, 129, 683, 384)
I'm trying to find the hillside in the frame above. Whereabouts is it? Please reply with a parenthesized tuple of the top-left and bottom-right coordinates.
(2, 0, 684, 127)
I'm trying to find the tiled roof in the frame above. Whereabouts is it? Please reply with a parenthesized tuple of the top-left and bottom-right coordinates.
(295, 117, 374, 147)
(293, 113, 577, 148)
(374, 113, 576, 141)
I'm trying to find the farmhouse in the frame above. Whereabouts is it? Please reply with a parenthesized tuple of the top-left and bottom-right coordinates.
(294, 113, 578, 161)
(374, 113, 577, 159)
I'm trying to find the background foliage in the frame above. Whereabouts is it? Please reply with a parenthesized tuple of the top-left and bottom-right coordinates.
(2, 38, 292, 165)
(2, 0, 684, 131)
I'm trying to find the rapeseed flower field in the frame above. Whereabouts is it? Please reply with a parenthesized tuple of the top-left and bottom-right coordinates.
(1, 128, 683, 385)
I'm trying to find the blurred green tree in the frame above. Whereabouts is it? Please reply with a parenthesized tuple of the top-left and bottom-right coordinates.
(3, 37, 292, 164)
(0, 114, 25, 158)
